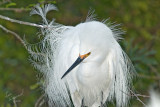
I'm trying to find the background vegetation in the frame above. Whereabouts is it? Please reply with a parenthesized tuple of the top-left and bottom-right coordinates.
(0, 0, 159, 106)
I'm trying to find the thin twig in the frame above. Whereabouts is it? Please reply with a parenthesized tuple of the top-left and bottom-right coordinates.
(0, 24, 47, 58)
(0, 24, 27, 49)
(138, 74, 160, 80)
(12, 90, 24, 107)
(0, 24, 46, 56)
(35, 94, 45, 107)
(149, 65, 160, 76)
(129, 90, 147, 106)
(135, 94, 150, 98)
(0, 8, 30, 12)
(121, 89, 150, 98)
(0, 14, 47, 28)
(121, 90, 149, 106)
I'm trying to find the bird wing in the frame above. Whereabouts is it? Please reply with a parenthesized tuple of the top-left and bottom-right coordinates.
(58, 28, 83, 106)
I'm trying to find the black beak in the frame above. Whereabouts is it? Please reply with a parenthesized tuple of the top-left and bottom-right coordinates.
(61, 56, 84, 79)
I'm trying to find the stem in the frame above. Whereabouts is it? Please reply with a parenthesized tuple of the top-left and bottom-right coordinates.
(0, 14, 47, 28)
(0, 8, 30, 12)
(0, 24, 27, 49)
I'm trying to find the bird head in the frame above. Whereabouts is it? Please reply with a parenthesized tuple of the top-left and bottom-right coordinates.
(61, 21, 115, 79)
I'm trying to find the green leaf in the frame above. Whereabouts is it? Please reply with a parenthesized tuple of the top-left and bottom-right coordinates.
(6, 3, 16, 8)
(144, 50, 156, 56)
(30, 83, 39, 90)
(48, 1, 57, 4)
(26, 4, 36, 8)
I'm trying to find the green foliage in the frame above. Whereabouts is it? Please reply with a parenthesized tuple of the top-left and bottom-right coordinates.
(6, 3, 17, 8)
(122, 38, 158, 72)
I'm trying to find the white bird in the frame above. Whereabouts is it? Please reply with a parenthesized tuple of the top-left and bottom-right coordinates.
(148, 91, 160, 107)
(27, 4, 135, 107)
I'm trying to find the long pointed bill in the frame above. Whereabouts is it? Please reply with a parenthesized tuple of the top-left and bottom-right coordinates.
(61, 56, 84, 79)
(61, 52, 91, 79)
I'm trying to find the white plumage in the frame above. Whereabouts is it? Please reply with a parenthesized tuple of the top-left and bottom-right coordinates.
(147, 91, 160, 107)
(27, 4, 135, 107)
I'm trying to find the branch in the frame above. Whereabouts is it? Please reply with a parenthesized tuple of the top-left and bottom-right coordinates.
(134, 93, 150, 98)
(12, 90, 24, 107)
(0, 24, 27, 49)
(0, 24, 47, 57)
(0, 8, 30, 12)
(0, 14, 47, 28)
(138, 74, 160, 80)
(149, 65, 160, 76)
(121, 89, 149, 106)
(129, 90, 147, 106)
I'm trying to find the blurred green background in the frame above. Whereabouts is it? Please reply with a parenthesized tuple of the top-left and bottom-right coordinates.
(0, 0, 159, 107)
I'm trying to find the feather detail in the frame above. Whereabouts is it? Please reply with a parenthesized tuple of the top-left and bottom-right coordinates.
(86, 9, 97, 22)
(107, 45, 135, 107)
(104, 20, 125, 41)
(27, 4, 135, 107)
(27, 4, 72, 107)
(30, 4, 58, 25)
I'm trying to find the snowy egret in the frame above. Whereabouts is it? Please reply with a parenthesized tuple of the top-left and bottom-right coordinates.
(28, 4, 135, 107)
(148, 91, 160, 107)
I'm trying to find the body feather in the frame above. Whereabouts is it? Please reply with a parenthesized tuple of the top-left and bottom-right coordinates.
(27, 4, 135, 107)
